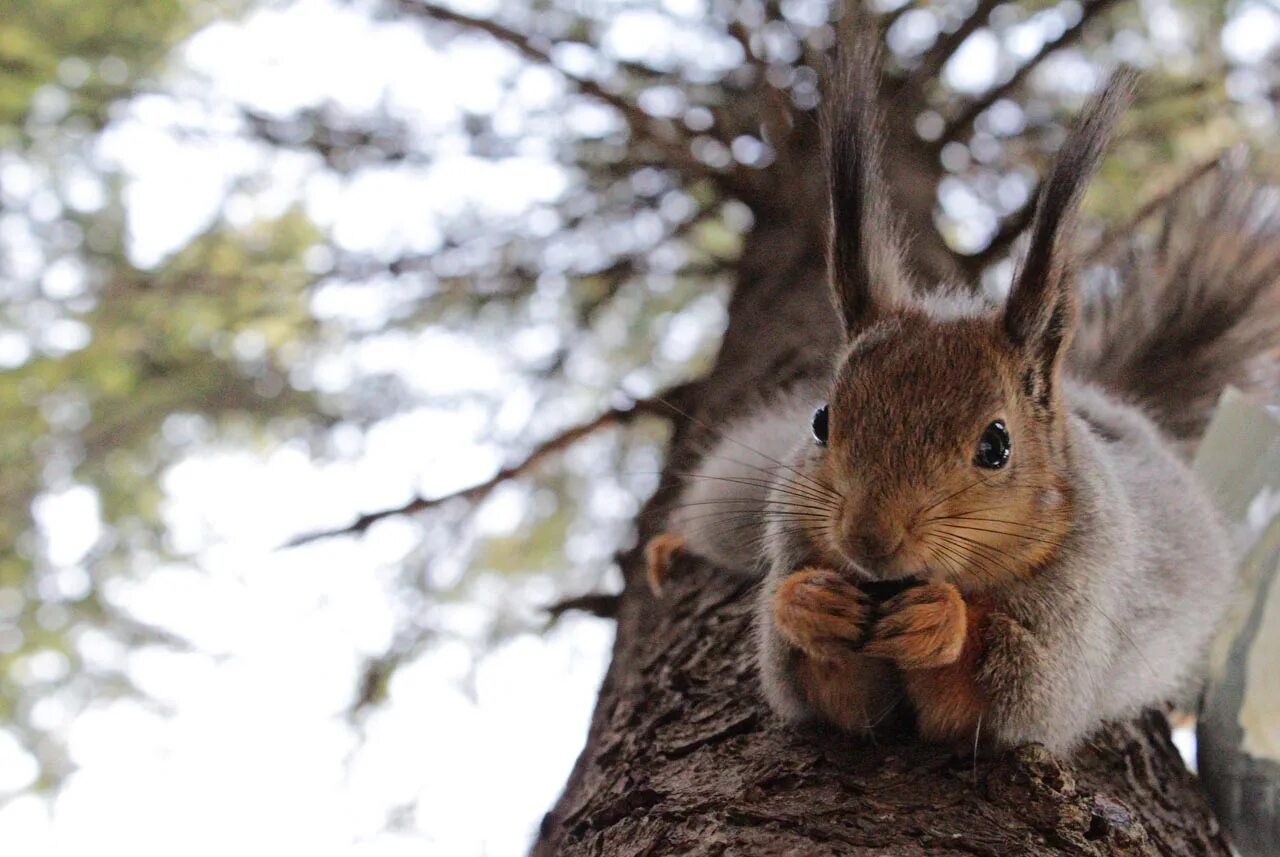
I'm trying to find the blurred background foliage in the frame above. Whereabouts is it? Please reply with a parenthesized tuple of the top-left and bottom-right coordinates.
(1, 0, 1279, 802)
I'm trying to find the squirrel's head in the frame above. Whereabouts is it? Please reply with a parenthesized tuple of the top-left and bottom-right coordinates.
(808, 51, 1136, 591)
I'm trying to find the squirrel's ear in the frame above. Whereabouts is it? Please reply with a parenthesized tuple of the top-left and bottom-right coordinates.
(824, 38, 911, 336)
(1004, 69, 1138, 404)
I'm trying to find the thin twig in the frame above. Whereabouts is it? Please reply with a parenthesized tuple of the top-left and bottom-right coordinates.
(727, 19, 759, 69)
(285, 396, 675, 546)
(399, 1, 654, 131)
(940, 0, 1125, 144)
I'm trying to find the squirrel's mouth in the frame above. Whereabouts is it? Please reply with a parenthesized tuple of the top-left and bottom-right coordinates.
(860, 576, 922, 601)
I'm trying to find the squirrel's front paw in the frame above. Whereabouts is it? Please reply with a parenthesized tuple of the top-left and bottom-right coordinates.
(773, 568, 872, 662)
(863, 582, 966, 670)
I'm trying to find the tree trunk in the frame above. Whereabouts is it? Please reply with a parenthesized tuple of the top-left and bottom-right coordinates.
(532, 201, 1231, 856)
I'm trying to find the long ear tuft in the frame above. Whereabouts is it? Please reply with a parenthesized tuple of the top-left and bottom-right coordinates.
(1004, 68, 1138, 398)
(824, 36, 911, 335)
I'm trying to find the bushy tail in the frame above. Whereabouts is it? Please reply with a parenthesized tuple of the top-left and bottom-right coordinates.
(1071, 168, 1280, 447)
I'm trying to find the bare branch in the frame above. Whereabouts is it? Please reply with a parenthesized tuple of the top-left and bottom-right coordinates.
(395, 0, 750, 195)
(727, 20, 760, 70)
(957, 179, 1040, 279)
(398, 2, 649, 129)
(240, 107, 425, 172)
(899, 0, 1002, 99)
(285, 395, 676, 546)
(940, 0, 1125, 144)
(1085, 150, 1226, 262)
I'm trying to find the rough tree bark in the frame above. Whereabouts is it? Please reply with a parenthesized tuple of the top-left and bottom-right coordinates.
(531, 205, 1233, 855)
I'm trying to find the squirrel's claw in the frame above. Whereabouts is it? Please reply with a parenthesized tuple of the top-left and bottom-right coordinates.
(863, 582, 967, 670)
(644, 532, 686, 596)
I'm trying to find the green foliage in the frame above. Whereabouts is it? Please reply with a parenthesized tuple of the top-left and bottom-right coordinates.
(0, 0, 325, 792)
(0, 0, 195, 131)
(0, 206, 329, 788)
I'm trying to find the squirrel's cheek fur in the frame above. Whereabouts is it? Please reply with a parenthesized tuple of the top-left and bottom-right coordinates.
(913, 468, 1075, 592)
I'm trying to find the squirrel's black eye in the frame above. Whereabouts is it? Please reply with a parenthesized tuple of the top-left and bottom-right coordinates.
(811, 405, 829, 446)
(975, 420, 1011, 469)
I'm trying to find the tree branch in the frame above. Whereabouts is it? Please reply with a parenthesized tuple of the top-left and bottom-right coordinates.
(958, 179, 1041, 279)
(940, 0, 1124, 144)
(727, 20, 760, 71)
(285, 395, 676, 546)
(396, 1, 648, 127)
(395, 0, 749, 195)
(900, 0, 1002, 100)
(1085, 150, 1226, 262)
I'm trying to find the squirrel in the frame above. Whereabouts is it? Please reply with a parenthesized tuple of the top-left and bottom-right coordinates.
(643, 51, 1280, 754)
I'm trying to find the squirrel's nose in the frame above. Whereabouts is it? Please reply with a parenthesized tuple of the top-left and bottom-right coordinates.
(844, 523, 905, 563)
(851, 534, 901, 560)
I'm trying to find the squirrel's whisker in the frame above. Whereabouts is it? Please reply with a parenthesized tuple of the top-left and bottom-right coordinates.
(648, 395, 838, 496)
(692, 452, 842, 502)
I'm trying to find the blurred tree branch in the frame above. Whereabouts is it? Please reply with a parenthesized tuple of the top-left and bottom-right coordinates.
(394, 0, 753, 196)
(1087, 150, 1228, 262)
(899, 0, 1003, 99)
(544, 591, 621, 621)
(286, 393, 679, 546)
(941, 0, 1125, 146)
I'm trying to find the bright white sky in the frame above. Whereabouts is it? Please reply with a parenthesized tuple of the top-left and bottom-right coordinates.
(3, 0, 1278, 852)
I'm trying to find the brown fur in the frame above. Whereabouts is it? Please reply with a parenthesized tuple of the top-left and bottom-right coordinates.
(772, 568, 871, 661)
(863, 582, 967, 669)
(794, 652, 904, 733)
(823, 40, 910, 333)
(774, 568, 905, 730)
(808, 311, 1075, 594)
